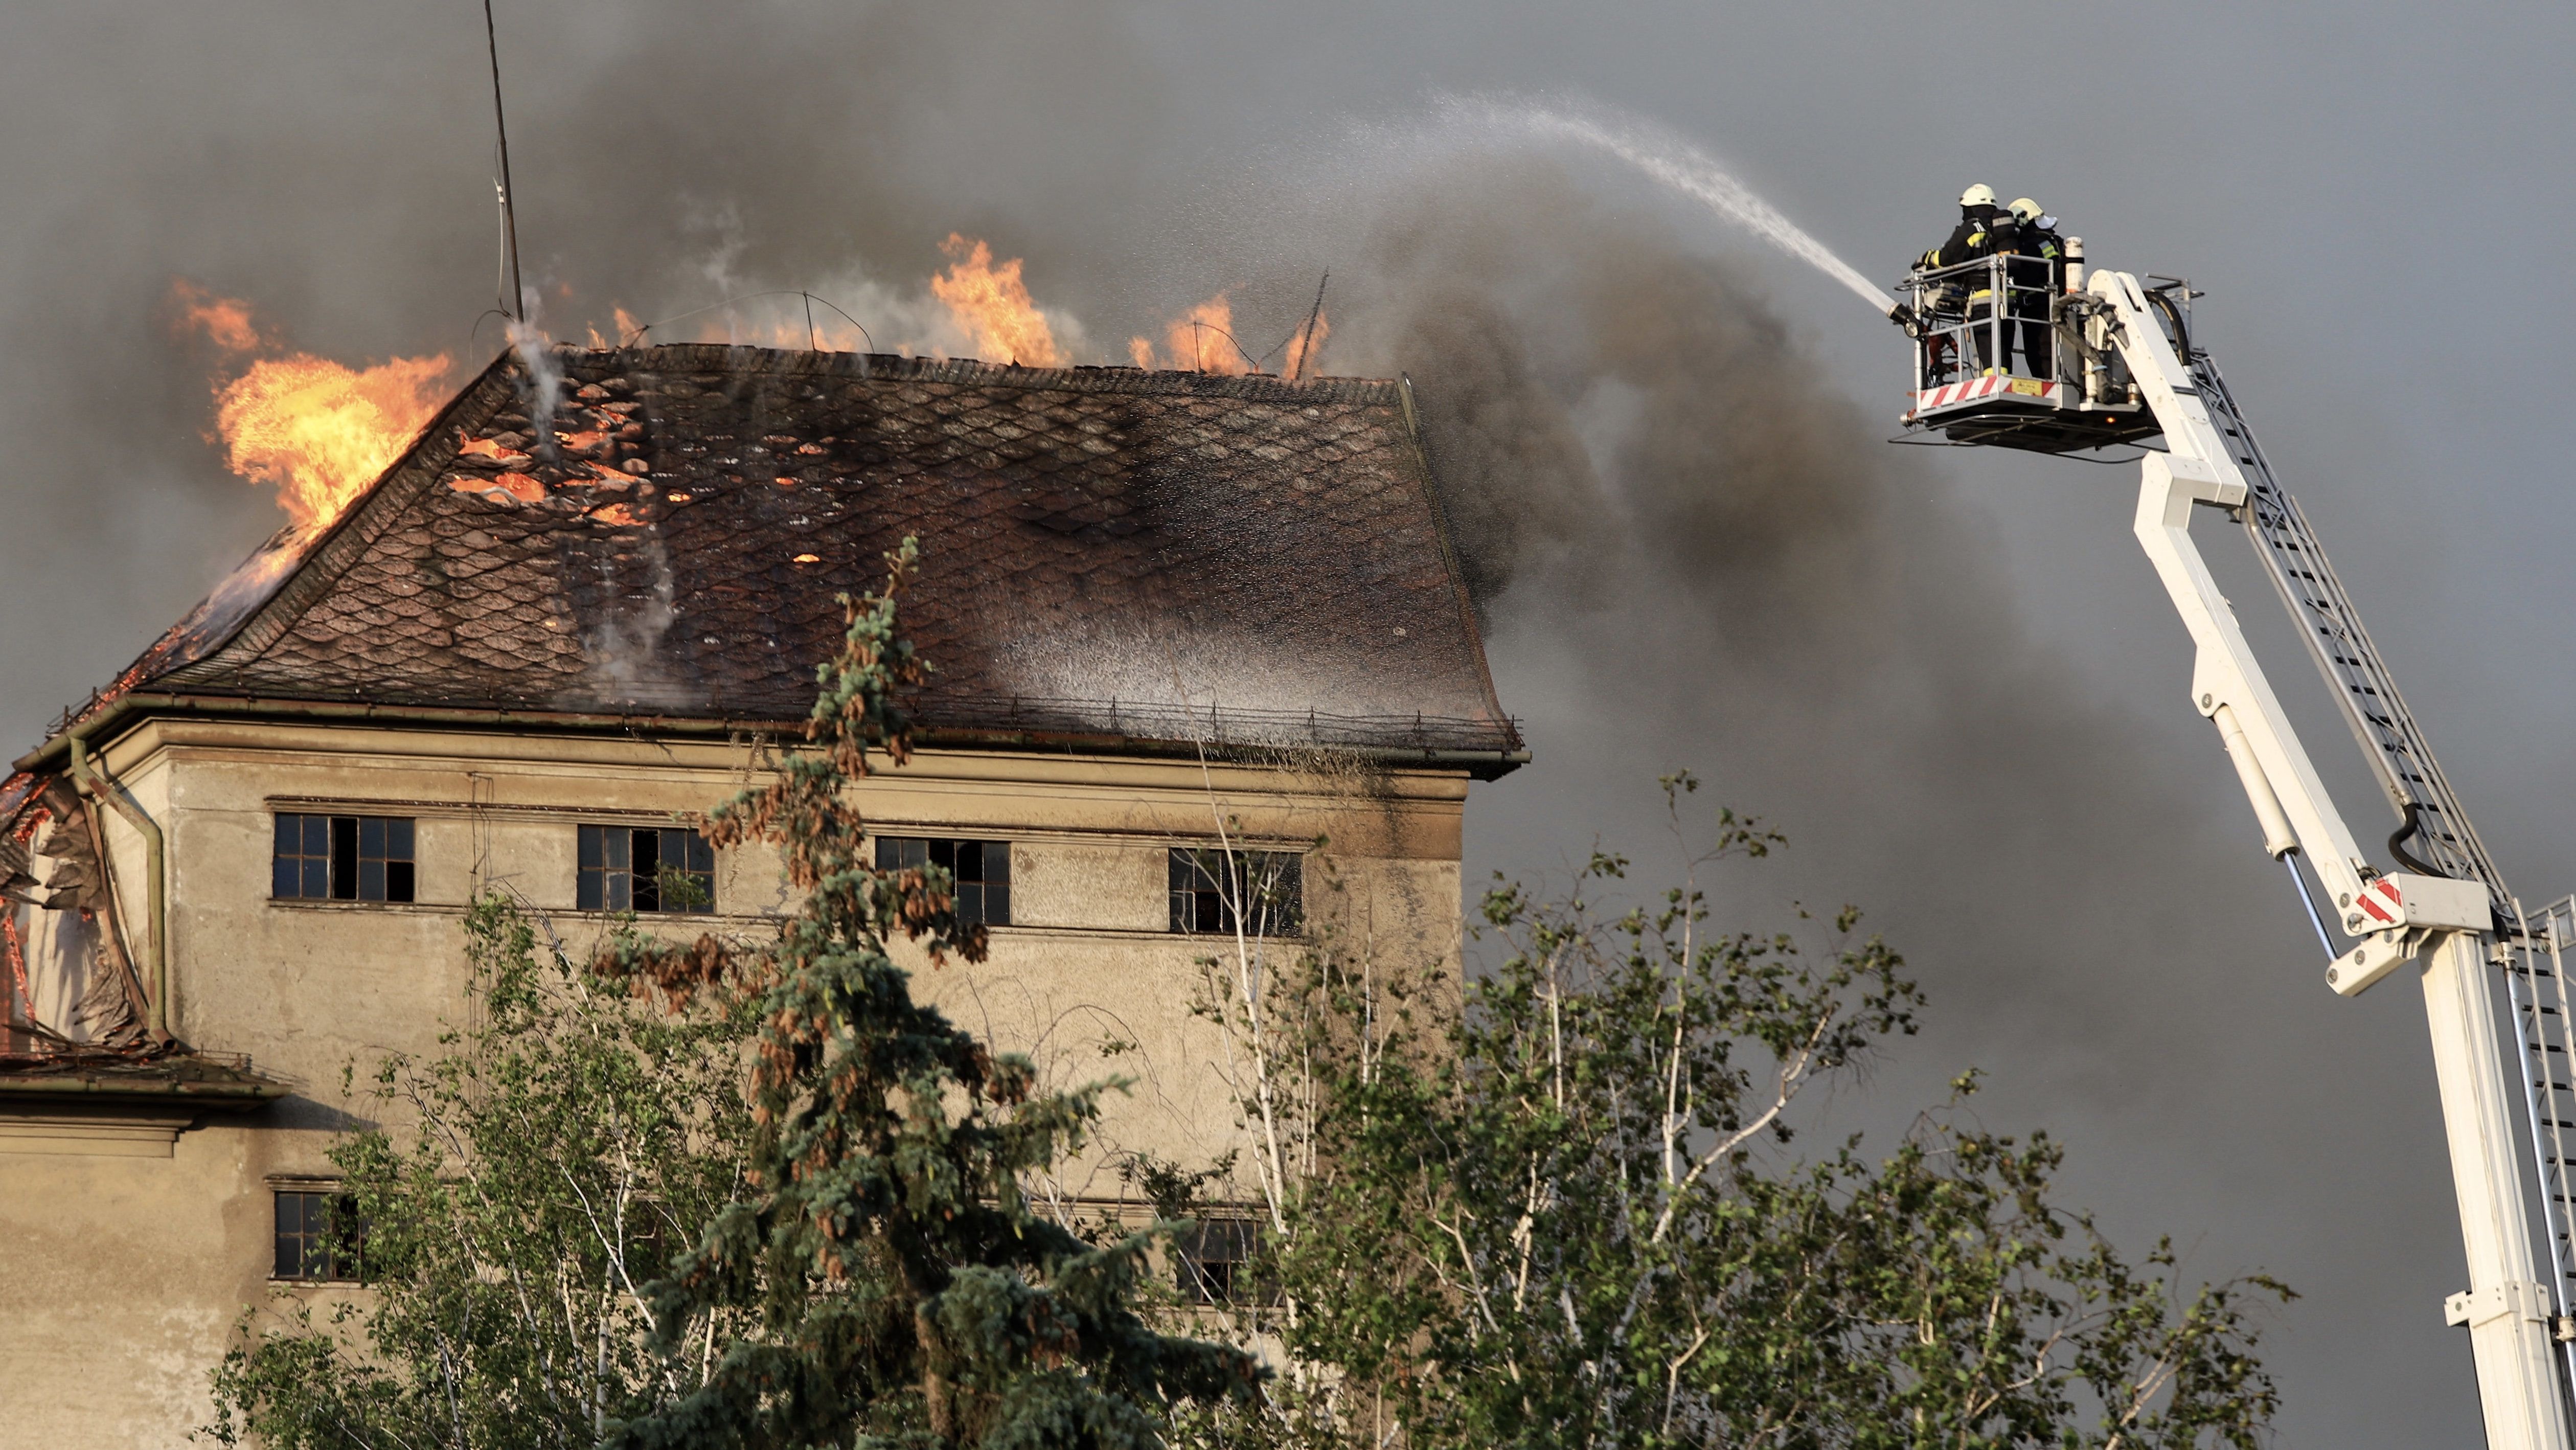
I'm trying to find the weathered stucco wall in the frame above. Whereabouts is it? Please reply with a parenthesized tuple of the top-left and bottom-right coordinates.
(0, 718, 1472, 1447)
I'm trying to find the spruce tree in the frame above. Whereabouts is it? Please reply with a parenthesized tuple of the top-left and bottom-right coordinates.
(601, 538, 1256, 1450)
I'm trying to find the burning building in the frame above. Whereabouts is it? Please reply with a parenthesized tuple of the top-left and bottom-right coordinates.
(0, 342, 1519, 1441)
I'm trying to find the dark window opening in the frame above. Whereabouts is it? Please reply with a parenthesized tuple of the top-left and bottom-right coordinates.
(272, 1189, 363, 1283)
(1168, 848, 1303, 937)
(874, 837, 1011, 926)
(1176, 1219, 1265, 1305)
(272, 814, 414, 903)
(578, 825, 715, 914)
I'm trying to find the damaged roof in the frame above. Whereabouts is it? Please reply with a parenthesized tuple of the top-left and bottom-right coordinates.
(47, 346, 1519, 768)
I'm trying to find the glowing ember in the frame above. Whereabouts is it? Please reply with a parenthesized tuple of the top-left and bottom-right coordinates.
(590, 503, 643, 526)
(459, 435, 532, 466)
(175, 284, 452, 533)
(450, 473, 546, 506)
(929, 234, 1067, 367)
(792, 553, 820, 564)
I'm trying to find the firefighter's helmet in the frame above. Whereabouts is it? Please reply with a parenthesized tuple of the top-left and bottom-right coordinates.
(1959, 184, 1996, 209)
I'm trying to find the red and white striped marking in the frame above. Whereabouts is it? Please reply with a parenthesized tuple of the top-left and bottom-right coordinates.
(1911, 374, 2060, 414)
(2357, 875, 2405, 926)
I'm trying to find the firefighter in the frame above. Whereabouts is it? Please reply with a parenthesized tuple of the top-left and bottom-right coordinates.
(1915, 184, 1999, 380)
(2003, 197, 2063, 378)
(1921, 183, 1999, 272)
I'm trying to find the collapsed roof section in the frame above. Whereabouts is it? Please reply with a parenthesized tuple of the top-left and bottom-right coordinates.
(35, 346, 1520, 773)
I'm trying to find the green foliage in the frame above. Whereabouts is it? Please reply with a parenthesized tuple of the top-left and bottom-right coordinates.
(594, 538, 1256, 1449)
(202, 891, 761, 1448)
(1248, 774, 2289, 1450)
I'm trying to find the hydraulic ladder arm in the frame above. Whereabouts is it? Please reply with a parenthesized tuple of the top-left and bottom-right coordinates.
(2088, 267, 2575, 1450)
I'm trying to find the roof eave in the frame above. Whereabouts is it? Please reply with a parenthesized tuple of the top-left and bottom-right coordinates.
(16, 692, 1528, 780)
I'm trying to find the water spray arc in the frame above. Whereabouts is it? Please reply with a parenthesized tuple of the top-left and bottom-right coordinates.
(1448, 99, 1895, 314)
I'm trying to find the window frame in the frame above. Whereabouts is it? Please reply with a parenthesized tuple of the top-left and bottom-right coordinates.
(872, 835, 1012, 927)
(577, 824, 716, 914)
(271, 1187, 364, 1284)
(271, 812, 416, 904)
(1168, 847, 1304, 938)
(1174, 1218, 1268, 1306)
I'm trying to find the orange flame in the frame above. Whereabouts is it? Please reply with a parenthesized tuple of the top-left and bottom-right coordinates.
(171, 280, 263, 353)
(216, 354, 451, 531)
(1170, 296, 1247, 375)
(1283, 306, 1330, 379)
(174, 285, 452, 533)
(584, 306, 651, 350)
(682, 305, 869, 353)
(1128, 292, 1323, 376)
(930, 235, 1066, 367)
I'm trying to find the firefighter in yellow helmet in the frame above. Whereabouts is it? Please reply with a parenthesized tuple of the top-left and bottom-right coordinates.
(2000, 197, 2064, 377)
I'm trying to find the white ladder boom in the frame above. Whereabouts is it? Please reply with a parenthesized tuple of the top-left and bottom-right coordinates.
(2090, 268, 2576, 1450)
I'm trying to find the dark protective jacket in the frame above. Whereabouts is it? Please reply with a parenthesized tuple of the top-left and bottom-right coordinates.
(1986, 214, 2030, 308)
(1919, 205, 1998, 272)
(1998, 219, 2063, 314)
(2024, 221, 2066, 288)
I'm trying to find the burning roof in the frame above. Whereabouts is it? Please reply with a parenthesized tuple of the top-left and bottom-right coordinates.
(38, 345, 1519, 767)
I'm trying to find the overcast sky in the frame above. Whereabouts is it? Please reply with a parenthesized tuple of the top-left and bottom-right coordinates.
(4, 4, 2569, 1442)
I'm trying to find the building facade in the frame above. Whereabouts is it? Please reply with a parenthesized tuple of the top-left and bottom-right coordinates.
(0, 347, 1517, 1445)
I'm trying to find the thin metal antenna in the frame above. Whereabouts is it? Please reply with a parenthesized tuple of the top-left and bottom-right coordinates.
(482, 0, 524, 324)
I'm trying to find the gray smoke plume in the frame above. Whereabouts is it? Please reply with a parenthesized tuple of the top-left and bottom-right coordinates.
(1310, 156, 2464, 1447)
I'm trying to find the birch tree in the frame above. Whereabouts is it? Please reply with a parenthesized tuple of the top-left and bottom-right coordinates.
(1215, 774, 2291, 1450)
(202, 892, 761, 1448)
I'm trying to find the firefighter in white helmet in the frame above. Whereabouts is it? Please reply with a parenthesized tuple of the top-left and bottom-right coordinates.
(1914, 184, 2002, 377)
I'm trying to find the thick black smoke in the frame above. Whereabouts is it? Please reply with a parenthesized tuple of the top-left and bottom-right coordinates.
(1322, 163, 2466, 1443)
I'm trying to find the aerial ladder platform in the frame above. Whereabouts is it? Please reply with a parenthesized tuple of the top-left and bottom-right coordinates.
(1896, 247, 2576, 1450)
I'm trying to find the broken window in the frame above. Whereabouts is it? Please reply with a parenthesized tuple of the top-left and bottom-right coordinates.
(272, 1189, 363, 1282)
(873, 837, 1011, 926)
(1168, 848, 1303, 937)
(1174, 1218, 1265, 1305)
(578, 825, 715, 913)
(271, 814, 416, 903)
